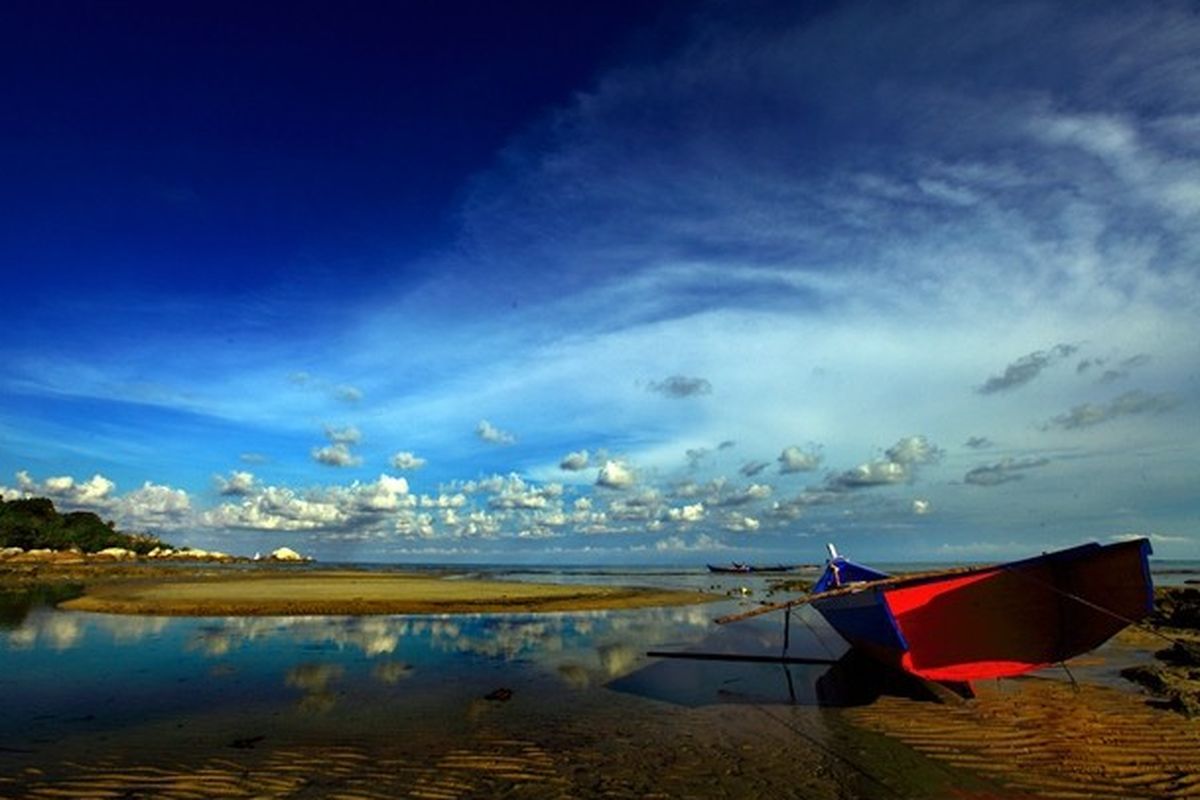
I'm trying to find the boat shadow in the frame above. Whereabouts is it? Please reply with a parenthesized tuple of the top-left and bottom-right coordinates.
(609, 647, 960, 708)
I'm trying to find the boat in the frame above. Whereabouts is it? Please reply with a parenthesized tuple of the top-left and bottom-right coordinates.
(706, 562, 802, 574)
(707, 562, 751, 574)
(717, 538, 1153, 683)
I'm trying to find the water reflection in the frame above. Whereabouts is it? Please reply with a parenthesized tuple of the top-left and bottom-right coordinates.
(0, 598, 733, 746)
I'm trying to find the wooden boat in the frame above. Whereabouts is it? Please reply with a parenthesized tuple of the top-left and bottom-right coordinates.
(718, 538, 1153, 683)
(707, 562, 751, 574)
(706, 563, 801, 574)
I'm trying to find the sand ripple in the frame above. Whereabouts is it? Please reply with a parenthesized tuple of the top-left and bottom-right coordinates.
(5, 737, 571, 800)
(846, 678, 1200, 799)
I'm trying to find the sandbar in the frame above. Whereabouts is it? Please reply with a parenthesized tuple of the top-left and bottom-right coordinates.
(57, 570, 717, 615)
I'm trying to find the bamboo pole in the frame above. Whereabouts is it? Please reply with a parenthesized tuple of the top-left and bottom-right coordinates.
(714, 563, 993, 625)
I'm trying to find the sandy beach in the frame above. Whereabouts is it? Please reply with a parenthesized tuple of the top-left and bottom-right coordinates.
(52, 569, 717, 616)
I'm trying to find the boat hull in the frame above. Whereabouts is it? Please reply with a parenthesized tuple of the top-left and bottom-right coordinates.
(811, 539, 1153, 682)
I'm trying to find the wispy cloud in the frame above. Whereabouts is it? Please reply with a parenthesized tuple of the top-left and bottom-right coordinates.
(1044, 390, 1180, 430)
(977, 344, 1077, 395)
(647, 375, 712, 398)
(964, 457, 1050, 487)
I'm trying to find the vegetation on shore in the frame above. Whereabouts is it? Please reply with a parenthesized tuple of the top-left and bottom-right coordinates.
(0, 496, 167, 554)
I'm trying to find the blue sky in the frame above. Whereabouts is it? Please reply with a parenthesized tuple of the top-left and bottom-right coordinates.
(2, 0, 1197, 563)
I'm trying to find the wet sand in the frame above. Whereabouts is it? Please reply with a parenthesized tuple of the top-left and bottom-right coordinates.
(57, 571, 716, 615)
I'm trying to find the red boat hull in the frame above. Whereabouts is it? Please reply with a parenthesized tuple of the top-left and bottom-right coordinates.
(813, 539, 1153, 682)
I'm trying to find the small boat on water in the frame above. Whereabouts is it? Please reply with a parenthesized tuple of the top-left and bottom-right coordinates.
(706, 563, 799, 574)
(718, 538, 1153, 683)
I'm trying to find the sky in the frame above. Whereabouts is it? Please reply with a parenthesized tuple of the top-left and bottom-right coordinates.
(1, 0, 1197, 564)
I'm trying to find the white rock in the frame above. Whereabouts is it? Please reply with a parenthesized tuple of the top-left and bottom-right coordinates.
(269, 546, 305, 562)
(0, 547, 25, 559)
(96, 547, 134, 559)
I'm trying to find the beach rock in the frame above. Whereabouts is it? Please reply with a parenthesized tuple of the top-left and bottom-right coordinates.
(268, 547, 307, 562)
(1123, 587, 1200, 716)
(95, 547, 135, 560)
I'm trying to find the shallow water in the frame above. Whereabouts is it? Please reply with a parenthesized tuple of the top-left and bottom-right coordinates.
(0, 563, 1192, 799)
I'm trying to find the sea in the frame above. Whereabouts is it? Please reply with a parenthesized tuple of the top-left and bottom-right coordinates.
(0, 560, 1195, 799)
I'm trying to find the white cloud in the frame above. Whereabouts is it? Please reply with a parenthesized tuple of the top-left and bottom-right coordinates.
(778, 446, 821, 474)
(4, 471, 191, 531)
(476, 419, 516, 445)
(559, 450, 590, 471)
(323, 425, 362, 445)
(312, 442, 363, 467)
(117, 482, 191, 523)
(912, 499, 931, 515)
(721, 513, 760, 532)
(666, 502, 705, 523)
(596, 460, 636, 490)
(216, 471, 257, 496)
(389, 451, 427, 471)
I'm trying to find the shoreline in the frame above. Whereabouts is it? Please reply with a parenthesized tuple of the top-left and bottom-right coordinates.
(44, 568, 718, 616)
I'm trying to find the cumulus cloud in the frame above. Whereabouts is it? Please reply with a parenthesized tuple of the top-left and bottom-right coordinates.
(778, 445, 822, 474)
(964, 457, 1050, 486)
(667, 502, 705, 523)
(721, 513, 760, 532)
(1044, 390, 1180, 430)
(964, 436, 993, 450)
(596, 460, 636, 490)
(655, 533, 725, 552)
(827, 436, 942, 490)
(20, 471, 117, 505)
(885, 436, 944, 466)
(216, 470, 258, 496)
(4, 471, 191, 530)
(977, 344, 1077, 394)
(488, 475, 563, 510)
(647, 375, 712, 398)
(713, 483, 773, 506)
(389, 451, 427, 471)
(476, 419, 516, 445)
(559, 450, 590, 471)
(203, 474, 411, 532)
(312, 442, 363, 467)
(117, 482, 191, 523)
(912, 499, 931, 515)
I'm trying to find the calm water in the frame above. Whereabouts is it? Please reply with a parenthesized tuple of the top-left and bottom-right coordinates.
(0, 561, 1190, 798)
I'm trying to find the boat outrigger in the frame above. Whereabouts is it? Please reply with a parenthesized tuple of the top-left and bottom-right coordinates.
(715, 538, 1154, 683)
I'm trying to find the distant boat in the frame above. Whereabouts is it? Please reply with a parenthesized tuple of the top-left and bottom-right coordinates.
(707, 562, 751, 574)
(718, 538, 1153, 683)
(706, 563, 801, 574)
